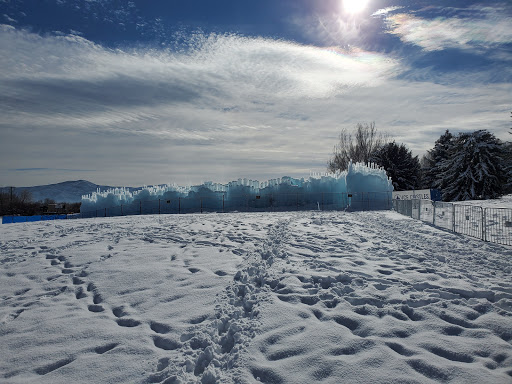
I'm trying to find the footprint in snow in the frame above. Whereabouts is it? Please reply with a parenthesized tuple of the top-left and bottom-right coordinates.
(88, 304, 105, 313)
(34, 357, 75, 375)
(116, 318, 141, 327)
(112, 306, 128, 318)
(150, 321, 173, 334)
(94, 343, 118, 354)
(152, 335, 180, 351)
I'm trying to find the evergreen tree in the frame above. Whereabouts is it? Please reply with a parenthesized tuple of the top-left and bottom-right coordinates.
(507, 112, 512, 193)
(503, 141, 512, 194)
(440, 130, 507, 201)
(419, 152, 433, 189)
(424, 130, 454, 189)
(371, 142, 421, 191)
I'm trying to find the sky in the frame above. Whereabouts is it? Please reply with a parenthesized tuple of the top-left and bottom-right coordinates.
(0, 0, 511, 187)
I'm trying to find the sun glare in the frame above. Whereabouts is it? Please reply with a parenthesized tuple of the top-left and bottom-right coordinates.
(343, 0, 370, 14)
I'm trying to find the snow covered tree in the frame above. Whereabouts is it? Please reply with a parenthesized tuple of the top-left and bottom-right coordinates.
(503, 131, 512, 194)
(418, 153, 433, 189)
(328, 122, 387, 172)
(439, 130, 507, 201)
(371, 142, 421, 191)
(423, 130, 454, 190)
(506, 112, 512, 193)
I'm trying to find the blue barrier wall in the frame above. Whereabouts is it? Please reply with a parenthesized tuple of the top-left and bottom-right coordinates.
(2, 215, 68, 224)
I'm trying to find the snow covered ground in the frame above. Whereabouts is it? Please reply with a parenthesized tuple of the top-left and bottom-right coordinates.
(452, 194, 512, 209)
(1, 211, 511, 383)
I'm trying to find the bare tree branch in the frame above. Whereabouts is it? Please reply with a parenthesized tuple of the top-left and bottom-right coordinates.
(328, 122, 388, 172)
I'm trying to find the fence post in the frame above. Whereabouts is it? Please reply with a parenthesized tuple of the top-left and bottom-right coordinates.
(104, 208, 107, 217)
(418, 200, 421, 220)
(200, 198, 203, 214)
(433, 202, 436, 226)
(452, 204, 456, 233)
(139, 201, 142, 215)
(482, 207, 486, 242)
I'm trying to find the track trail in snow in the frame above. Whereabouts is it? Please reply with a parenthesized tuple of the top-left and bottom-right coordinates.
(0, 215, 283, 383)
(243, 211, 512, 384)
(149, 218, 292, 383)
(0, 211, 511, 383)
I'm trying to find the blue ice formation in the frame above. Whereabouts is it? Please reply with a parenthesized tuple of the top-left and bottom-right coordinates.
(80, 162, 393, 215)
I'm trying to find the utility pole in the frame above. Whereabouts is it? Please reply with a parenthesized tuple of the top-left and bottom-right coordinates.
(0, 187, 4, 215)
(9, 186, 14, 216)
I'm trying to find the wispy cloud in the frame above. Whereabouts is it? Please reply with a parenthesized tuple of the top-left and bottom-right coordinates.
(10, 168, 96, 172)
(0, 25, 509, 186)
(0, 25, 400, 141)
(384, 6, 512, 51)
(287, 11, 380, 48)
(371, 6, 404, 17)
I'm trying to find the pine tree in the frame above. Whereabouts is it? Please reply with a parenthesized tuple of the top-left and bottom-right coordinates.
(507, 112, 512, 193)
(371, 142, 421, 191)
(503, 137, 512, 194)
(440, 130, 507, 201)
(424, 130, 454, 190)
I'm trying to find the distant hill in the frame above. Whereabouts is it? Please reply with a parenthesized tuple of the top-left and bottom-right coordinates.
(4, 180, 122, 203)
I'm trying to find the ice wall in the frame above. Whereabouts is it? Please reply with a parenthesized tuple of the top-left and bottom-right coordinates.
(80, 162, 393, 214)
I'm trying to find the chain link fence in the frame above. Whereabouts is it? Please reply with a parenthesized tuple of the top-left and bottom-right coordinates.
(1, 191, 392, 224)
(394, 199, 512, 246)
(75, 192, 393, 218)
(1, 192, 392, 224)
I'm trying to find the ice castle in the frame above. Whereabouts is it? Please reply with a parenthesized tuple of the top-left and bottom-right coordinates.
(80, 162, 393, 216)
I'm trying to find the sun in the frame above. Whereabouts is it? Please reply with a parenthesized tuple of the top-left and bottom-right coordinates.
(343, 0, 370, 14)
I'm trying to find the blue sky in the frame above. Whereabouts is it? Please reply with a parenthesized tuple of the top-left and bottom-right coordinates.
(1, 0, 511, 187)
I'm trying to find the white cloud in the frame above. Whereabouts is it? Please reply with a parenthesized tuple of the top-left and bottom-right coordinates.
(0, 26, 509, 187)
(287, 11, 378, 48)
(384, 6, 512, 51)
(371, 6, 404, 17)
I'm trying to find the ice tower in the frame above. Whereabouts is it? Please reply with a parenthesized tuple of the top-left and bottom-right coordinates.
(80, 163, 393, 215)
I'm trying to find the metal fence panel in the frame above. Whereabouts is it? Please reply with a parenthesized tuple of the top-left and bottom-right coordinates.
(419, 200, 434, 223)
(393, 200, 412, 217)
(393, 198, 512, 246)
(433, 201, 454, 231)
(411, 200, 421, 220)
(485, 208, 512, 246)
(454, 205, 483, 240)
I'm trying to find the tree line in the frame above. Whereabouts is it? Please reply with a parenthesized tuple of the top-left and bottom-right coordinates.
(0, 188, 81, 217)
(328, 122, 511, 201)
